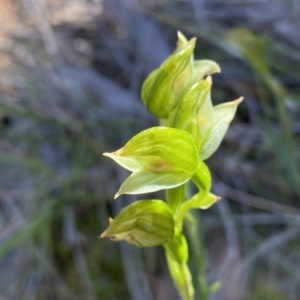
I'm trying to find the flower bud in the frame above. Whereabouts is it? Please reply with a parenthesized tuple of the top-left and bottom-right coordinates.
(103, 127, 200, 198)
(141, 32, 195, 118)
(99, 200, 175, 247)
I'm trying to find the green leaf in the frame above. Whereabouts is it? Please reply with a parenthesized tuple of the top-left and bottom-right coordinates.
(200, 97, 243, 160)
(209, 281, 222, 294)
(100, 200, 174, 247)
(226, 27, 268, 75)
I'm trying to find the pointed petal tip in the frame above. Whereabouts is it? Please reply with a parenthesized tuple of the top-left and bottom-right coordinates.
(103, 150, 121, 157)
(176, 31, 196, 45)
(177, 30, 184, 38)
(99, 218, 114, 238)
(235, 96, 244, 104)
(99, 231, 106, 238)
(189, 37, 197, 47)
(206, 75, 212, 83)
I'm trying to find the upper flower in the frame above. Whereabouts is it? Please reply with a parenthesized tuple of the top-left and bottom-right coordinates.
(141, 32, 195, 119)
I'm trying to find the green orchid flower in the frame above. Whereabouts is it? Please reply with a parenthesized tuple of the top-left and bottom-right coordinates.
(141, 32, 196, 119)
(102, 30, 243, 300)
(141, 31, 221, 119)
(100, 200, 174, 247)
(103, 126, 200, 198)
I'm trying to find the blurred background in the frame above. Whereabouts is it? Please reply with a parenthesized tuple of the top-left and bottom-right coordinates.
(0, 0, 300, 299)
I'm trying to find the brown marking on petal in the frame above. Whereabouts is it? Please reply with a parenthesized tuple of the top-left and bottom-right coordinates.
(149, 161, 172, 173)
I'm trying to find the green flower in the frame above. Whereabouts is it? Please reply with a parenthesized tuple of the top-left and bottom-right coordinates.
(99, 200, 174, 247)
(141, 32, 221, 120)
(141, 32, 196, 118)
(103, 127, 200, 198)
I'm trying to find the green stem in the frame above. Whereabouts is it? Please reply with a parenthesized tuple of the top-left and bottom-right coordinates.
(165, 251, 195, 300)
(166, 185, 185, 213)
(164, 185, 195, 300)
(175, 193, 199, 229)
(185, 212, 209, 300)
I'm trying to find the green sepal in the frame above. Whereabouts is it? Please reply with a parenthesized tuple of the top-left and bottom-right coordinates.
(200, 97, 243, 160)
(164, 227, 188, 264)
(176, 31, 189, 50)
(197, 76, 215, 146)
(141, 33, 195, 118)
(104, 127, 200, 198)
(190, 190, 220, 210)
(167, 79, 211, 151)
(115, 170, 190, 198)
(192, 59, 221, 83)
(99, 200, 174, 247)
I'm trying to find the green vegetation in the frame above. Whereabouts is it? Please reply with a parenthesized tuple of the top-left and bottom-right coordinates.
(100, 32, 242, 299)
(0, 1, 299, 299)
